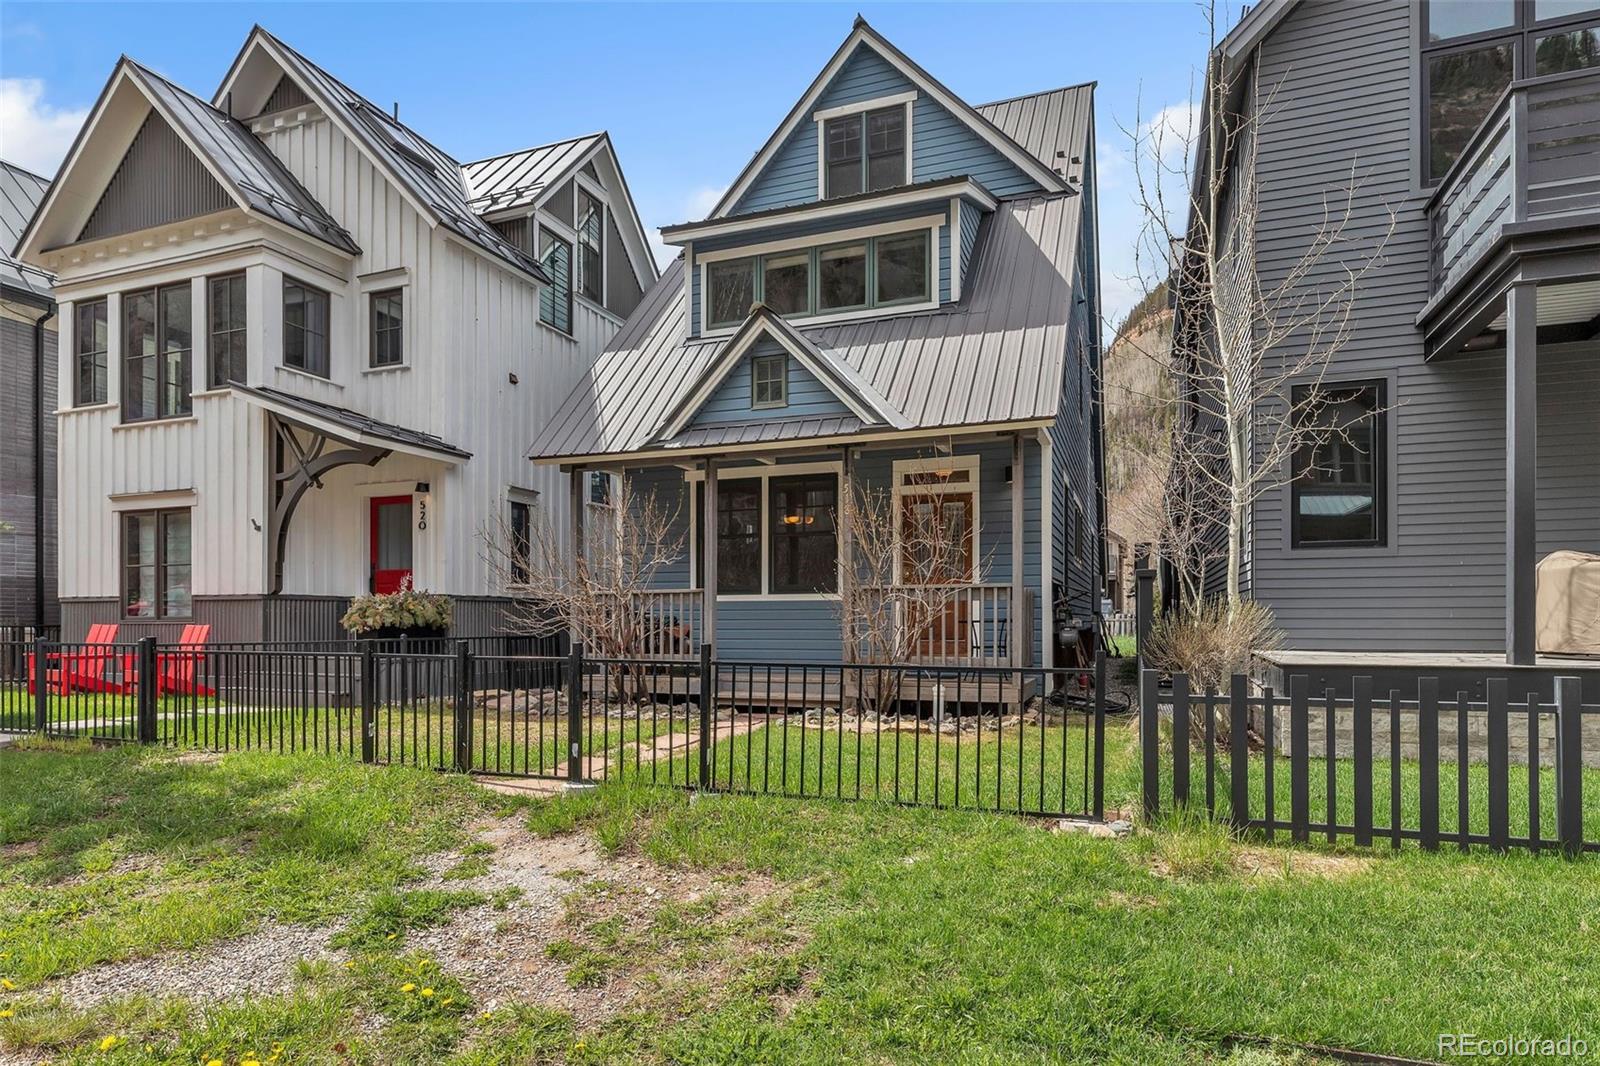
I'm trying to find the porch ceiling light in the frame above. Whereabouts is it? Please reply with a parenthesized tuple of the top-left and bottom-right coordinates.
(783, 513, 803, 525)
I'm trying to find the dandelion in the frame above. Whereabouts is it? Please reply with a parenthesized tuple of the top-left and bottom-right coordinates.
(385, 933, 398, 941)
(344, 961, 356, 970)
(98, 1034, 120, 1052)
(441, 996, 453, 1006)
(401, 982, 416, 993)
(205, 1059, 223, 1066)
(0, 1009, 13, 1019)
(0, 980, 14, 991)
(420, 987, 435, 998)
(242, 1059, 262, 1066)
(480, 1010, 493, 1020)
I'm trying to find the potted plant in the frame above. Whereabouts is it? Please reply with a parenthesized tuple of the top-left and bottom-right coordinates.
(341, 577, 453, 647)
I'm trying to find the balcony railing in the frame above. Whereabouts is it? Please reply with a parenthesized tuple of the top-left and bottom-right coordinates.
(1428, 68, 1600, 298)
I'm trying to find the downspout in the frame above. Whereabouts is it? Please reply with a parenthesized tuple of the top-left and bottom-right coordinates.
(31, 298, 56, 630)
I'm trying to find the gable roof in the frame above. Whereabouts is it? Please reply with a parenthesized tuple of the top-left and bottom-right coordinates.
(232, 383, 470, 462)
(462, 130, 659, 292)
(529, 189, 1084, 462)
(974, 83, 1095, 187)
(0, 160, 54, 301)
(650, 305, 911, 444)
(708, 16, 1069, 221)
(219, 27, 549, 285)
(16, 58, 359, 261)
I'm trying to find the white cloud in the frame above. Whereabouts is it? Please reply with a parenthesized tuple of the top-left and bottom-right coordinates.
(645, 184, 726, 270)
(0, 78, 88, 178)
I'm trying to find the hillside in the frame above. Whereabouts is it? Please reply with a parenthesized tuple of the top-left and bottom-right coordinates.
(1103, 283, 1174, 553)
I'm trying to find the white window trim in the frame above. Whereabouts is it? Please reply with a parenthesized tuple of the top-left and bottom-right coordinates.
(891, 454, 981, 587)
(685, 460, 844, 600)
(573, 172, 609, 309)
(814, 92, 917, 197)
(697, 219, 941, 338)
(751, 352, 788, 410)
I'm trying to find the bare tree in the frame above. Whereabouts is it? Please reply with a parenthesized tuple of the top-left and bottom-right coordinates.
(1119, 0, 1396, 608)
(482, 478, 687, 668)
(836, 480, 992, 713)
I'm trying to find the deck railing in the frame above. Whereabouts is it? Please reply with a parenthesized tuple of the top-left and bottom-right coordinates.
(1429, 68, 1600, 297)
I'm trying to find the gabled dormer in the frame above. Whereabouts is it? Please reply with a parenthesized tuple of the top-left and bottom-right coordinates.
(659, 17, 1075, 339)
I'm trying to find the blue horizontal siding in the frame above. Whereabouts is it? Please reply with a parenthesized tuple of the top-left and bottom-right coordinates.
(959, 196, 983, 295)
(690, 337, 853, 427)
(716, 599, 843, 662)
(732, 42, 1042, 216)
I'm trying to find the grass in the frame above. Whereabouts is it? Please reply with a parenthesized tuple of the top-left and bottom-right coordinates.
(3, 738, 1599, 1063)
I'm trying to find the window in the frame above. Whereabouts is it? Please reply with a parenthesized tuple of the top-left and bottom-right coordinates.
(538, 227, 573, 334)
(1291, 382, 1386, 548)
(208, 273, 246, 388)
(123, 283, 191, 422)
(823, 105, 907, 198)
(769, 475, 838, 593)
(875, 231, 930, 306)
(508, 498, 532, 584)
(694, 478, 762, 594)
(762, 251, 811, 316)
(588, 471, 612, 506)
(122, 509, 191, 618)
(74, 298, 108, 406)
(706, 258, 756, 329)
(282, 278, 329, 377)
(893, 458, 978, 585)
(576, 188, 603, 305)
(1421, 1, 1600, 182)
(751, 353, 787, 409)
(818, 242, 868, 312)
(369, 288, 403, 368)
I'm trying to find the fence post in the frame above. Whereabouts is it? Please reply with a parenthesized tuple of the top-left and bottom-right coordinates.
(1134, 567, 1155, 677)
(1556, 676, 1583, 859)
(1229, 673, 1249, 830)
(566, 642, 585, 783)
(1140, 669, 1160, 821)
(136, 636, 158, 743)
(1353, 675, 1373, 847)
(453, 640, 472, 774)
(698, 642, 714, 791)
(1487, 678, 1510, 853)
(1171, 672, 1190, 810)
(33, 637, 49, 734)
(1418, 677, 1440, 852)
(1290, 674, 1309, 843)
(1093, 649, 1106, 821)
(360, 640, 376, 764)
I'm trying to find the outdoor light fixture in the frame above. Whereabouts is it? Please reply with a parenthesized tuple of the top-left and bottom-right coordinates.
(783, 513, 802, 525)
(415, 482, 430, 494)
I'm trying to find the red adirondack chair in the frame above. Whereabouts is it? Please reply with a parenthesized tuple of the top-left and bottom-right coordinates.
(155, 624, 215, 697)
(29, 623, 122, 694)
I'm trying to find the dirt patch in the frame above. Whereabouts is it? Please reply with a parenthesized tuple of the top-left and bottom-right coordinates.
(1233, 847, 1374, 882)
(1, 839, 41, 860)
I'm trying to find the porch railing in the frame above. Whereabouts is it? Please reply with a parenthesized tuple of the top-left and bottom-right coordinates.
(1429, 68, 1600, 297)
(862, 584, 1033, 668)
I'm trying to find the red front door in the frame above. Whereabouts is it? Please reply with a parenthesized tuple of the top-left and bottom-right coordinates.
(370, 495, 414, 593)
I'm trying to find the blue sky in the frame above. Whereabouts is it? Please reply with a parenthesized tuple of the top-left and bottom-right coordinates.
(0, 1, 1220, 328)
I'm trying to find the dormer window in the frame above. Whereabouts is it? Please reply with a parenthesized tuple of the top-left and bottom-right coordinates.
(819, 94, 913, 199)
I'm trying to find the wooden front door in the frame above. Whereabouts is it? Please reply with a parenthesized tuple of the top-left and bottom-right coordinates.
(370, 495, 414, 593)
(901, 493, 975, 658)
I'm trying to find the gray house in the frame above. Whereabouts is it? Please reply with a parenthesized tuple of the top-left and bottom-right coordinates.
(1169, 0, 1599, 697)
(528, 17, 1105, 682)
(0, 160, 58, 633)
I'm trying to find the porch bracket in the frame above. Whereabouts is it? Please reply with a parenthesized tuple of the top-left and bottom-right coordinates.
(267, 413, 390, 595)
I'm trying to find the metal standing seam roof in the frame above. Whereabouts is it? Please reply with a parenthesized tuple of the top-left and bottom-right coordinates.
(0, 160, 54, 300)
(251, 28, 550, 285)
(232, 384, 471, 460)
(975, 83, 1095, 188)
(123, 61, 362, 256)
(528, 189, 1083, 461)
(462, 133, 606, 214)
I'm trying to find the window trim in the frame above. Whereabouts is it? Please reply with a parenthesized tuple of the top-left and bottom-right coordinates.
(74, 296, 109, 408)
(207, 271, 248, 389)
(813, 91, 916, 199)
(750, 352, 788, 409)
(281, 276, 331, 379)
(687, 460, 844, 600)
(507, 495, 534, 585)
(1288, 379, 1389, 550)
(537, 224, 575, 335)
(574, 180, 607, 309)
(120, 507, 193, 620)
(368, 287, 405, 369)
(767, 472, 840, 594)
(121, 281, 192, 424)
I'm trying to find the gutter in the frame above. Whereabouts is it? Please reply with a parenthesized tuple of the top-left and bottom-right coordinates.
(28, 297, 56, 630)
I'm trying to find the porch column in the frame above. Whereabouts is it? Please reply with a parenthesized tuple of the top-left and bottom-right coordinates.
(702, 457, 718, 653)
(570, 466, 585, 564)
(1506, 283, 1537, 665)
(840, 447, 855, 663)
(1011, 431, 1026, 667)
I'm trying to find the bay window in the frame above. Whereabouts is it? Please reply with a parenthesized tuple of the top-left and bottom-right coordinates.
(282, 278, 329, 377)
(209, 273, 247, 387)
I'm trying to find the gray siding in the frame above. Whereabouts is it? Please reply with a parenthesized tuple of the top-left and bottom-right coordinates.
(604, 212, 643, 319)
(1247, 0, 1600, 651)
(0, 314, 58, 626)
(80, 112, 233, 242)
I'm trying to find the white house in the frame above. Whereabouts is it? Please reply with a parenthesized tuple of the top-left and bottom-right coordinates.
(15, 26, 657, 641)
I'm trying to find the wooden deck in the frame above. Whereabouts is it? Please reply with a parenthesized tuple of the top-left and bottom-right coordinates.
(586, 668, 1041, 711)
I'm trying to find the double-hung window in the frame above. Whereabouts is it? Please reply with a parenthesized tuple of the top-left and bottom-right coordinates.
(369, 288, 404, 368)
(576, 188, 604, 305)
(704, 228, 930, 330)
(508, 498, 532, 584)
(539, 226, 573, 334)
(283, 278, 330, 377)
(122, 508, 191, 619)
(123, 282, 191, 422)
(823, 104, 907, 198)
(1291, 382, 1386, 548)
(1421, 1, 1600, 183)
(74, 298, 108, 406)
(208, 273, 247, 387)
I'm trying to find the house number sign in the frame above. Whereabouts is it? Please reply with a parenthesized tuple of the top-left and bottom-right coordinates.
(417, 499, 428, 531)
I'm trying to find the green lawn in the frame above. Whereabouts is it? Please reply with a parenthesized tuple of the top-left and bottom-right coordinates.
(2, 738, 1598, 1063)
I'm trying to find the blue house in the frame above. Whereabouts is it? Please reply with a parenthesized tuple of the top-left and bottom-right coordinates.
(528, 17, 1104, 674)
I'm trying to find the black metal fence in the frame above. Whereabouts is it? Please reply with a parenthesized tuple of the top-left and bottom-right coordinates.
(1138, 670, 1598, 857)
(1, 637, 1108, 821)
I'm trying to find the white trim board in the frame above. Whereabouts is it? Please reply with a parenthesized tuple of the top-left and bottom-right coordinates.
(667, 179, 990, 246)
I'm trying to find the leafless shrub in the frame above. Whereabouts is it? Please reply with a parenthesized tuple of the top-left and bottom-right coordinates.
(1143, 598, 1281, 746)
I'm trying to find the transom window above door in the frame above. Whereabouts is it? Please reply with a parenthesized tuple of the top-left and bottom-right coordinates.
(819, 93, 914, 199)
